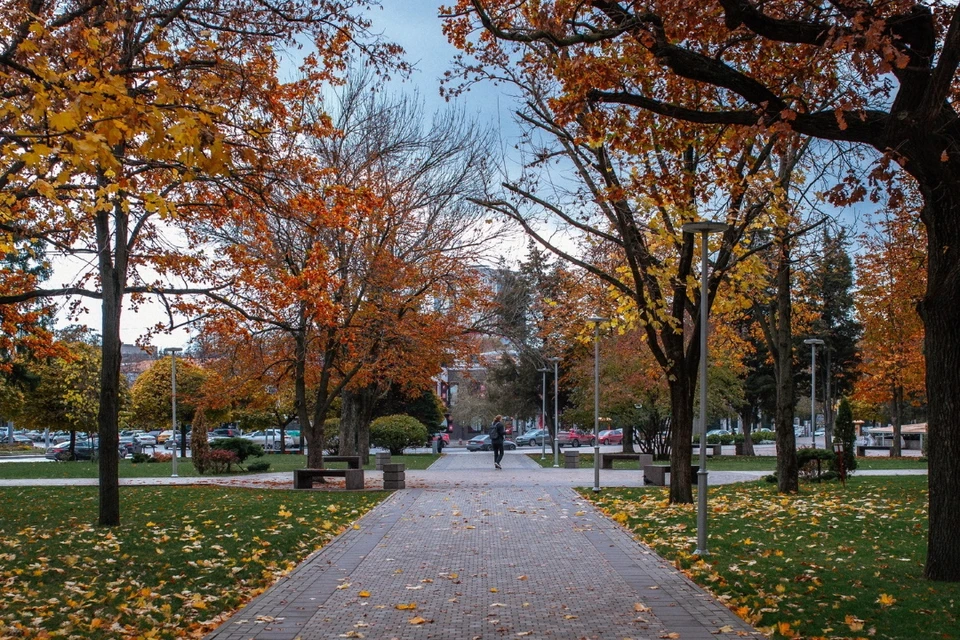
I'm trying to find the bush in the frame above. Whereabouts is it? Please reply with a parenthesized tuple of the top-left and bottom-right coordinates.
(370, 414, 429, 455)
(152, 452, 172, 463)
(246, 460, 271, 473)
(753, 429, 776, 443)
(206, 449, 240, 473)
(832, 397, 857, 475)
(324, 418, 340, 455)
(131, 452, 151, 464)
(796, 448, 835, 481)
(211, 437, 263, 464)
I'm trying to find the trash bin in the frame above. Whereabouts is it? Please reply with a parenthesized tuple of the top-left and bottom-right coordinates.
(431, 437, 439, 454)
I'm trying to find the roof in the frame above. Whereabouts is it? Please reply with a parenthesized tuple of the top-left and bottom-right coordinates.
(866, 423, 927, 434)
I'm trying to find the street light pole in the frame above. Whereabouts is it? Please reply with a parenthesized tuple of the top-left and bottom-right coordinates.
(538, 367, 548, 460)
(804, 338, 824, 448)
(549, 357, 561, 468)
(163, 347, 183, 478)
(587, 317, 609, 493)
(682, 220, 728, 556)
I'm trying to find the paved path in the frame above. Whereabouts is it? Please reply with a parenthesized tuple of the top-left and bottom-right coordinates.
(204, 451, 766, 640)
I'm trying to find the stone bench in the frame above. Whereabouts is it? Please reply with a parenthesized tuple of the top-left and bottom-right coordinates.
(600, 452, 653, 469)
(294, 468, 364, 490)
(564, 450, 580, 468)
(856, 445, 893, 457)
(382, 463, 406, 490)
(643, 464, 700, 487)
(692, 443, 722, 456)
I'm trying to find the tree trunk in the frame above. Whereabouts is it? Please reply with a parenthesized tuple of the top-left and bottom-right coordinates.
(739, 412, 756, 456)
(918, 189, 960, 581)
(96, 208, 122, 527)
(891, 384, 903, 458)
(340, 389, 360, 457)
(668, 373, 694, 504)
(770, 240, 798, 493)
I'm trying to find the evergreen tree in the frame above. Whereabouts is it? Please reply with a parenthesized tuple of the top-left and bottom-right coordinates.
(832, 397, 857, 475)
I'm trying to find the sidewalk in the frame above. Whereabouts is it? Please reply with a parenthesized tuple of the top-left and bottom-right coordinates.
(204, 451, 766, 640)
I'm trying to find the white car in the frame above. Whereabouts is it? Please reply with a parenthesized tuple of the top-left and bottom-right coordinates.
(243, 429, 295, 451)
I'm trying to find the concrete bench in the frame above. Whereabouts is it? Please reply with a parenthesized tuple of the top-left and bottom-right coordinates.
(856, 445, 893, 457)
(692, 443, 722, 456)
(643, 464, 700, 486)
(294, 456, 364, 490)
(601, 453, 653, 469)
(382, 463, 405, 490)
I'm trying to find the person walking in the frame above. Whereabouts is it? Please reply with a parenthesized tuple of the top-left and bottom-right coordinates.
(490, 414, 506, 469)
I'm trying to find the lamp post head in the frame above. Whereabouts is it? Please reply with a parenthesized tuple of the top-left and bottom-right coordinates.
(163, 347, 183, 356)
(803, 338, 825, 346)
(537, 367, 548, 373)
(547, 356, 560, 364)
(682, 221, 728, 235)
(587, 316, 609, 325)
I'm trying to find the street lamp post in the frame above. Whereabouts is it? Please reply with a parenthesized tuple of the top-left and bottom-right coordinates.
(538, 367, 549, 460)
(587, 317, 609, 493)
(682, 220, 728, 556)
(163, 347, 183, 478)
(549, 357, 560, 468)
(804, 338, 824, 448)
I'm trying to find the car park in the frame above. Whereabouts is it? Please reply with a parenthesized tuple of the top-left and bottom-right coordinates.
(466, 435, 518, 452)
(598, 429, 623, 445)
(556, 429, 595, 447)
(515, 429, 549, 446)
(210, 427, 242, 439)
(0, 433, 33, 445)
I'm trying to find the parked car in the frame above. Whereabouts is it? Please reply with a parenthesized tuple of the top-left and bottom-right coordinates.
(515, 429, 549, 447)
(598, 429, 623, 445)
(132, 432, 157, 446)
(156, 430, 175, 444)
(244, 429, 296, 451)
(556, 429, 595, 447)
(46, 439, 98, 461)
(209, 427, 242, 439)
(0, 433, 33, 445)
(466, 435, 518, 452)
(164, 432, 192, 449)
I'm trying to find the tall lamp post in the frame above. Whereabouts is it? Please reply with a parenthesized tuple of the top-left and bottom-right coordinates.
(549, 357, 561, 468)
(163, 347, 183, 478)
(538, 367, 549, 460)
(682, 220, 728, 556)
(804, 338, 824, 448)
(587, 317, 609, 493)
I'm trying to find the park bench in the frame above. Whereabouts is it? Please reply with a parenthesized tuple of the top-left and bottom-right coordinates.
(691, 443, 722, 456)
(856, 444, 893, 457)
(294, 456, 364, 490)
(643, 464, 699, 486)
(600, 452, 653, 469)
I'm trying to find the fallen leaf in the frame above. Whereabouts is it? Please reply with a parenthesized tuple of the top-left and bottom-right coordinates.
(358, 591, 370, 598)
(395, 603, 417, 610)
(634, 603, 651, 612)
(563, 614, 578, 619)
(408, 616, 433, 625)
(490, 587, 499, 593)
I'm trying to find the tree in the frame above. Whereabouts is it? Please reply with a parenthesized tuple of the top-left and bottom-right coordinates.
(854, 201, 927, 457)
(129, 357, 207, 432)
(0, 0, 401, 526)
(200, 72, 494, 468)
(450, 0, 960, 581)
(805, 229, 863, 446)
(833, 397, 858, 475)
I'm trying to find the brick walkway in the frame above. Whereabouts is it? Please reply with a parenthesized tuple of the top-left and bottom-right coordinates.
(205, 451, 765, 640)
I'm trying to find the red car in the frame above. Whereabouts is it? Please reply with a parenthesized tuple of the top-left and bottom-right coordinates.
(598, 429, 623, 445)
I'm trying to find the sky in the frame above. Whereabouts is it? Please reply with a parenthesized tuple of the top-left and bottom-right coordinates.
(53, 1, 524, 352)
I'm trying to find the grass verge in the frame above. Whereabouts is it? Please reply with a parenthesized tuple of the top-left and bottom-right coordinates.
(0, 486, 388, 639)
(528, 453, 927, 472)
(0, 453, 439, 479)
(581, 476, 957, 639)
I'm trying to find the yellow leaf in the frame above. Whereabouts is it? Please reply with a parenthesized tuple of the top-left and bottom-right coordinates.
(358, 591, 370, 598)
(408, 616, 432, 625)
(563, 614, 578, 619)
(634, 603, 651, 612)
(490, 587, 498, 593)
(877, 593, 896, 607)
(845, 615, 864, 632)
(395, 603, 417, 610)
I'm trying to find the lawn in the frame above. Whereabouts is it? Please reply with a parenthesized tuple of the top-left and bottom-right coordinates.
(529, 452, 928, 472)
(582, 476, 957, 639)
(0, 452, 439, 479)
(0, 486, 388, 639)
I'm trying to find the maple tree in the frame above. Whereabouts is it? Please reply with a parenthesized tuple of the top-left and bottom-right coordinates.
(199, 73, 494, 467)
(458, 41, 795, 503)
(854, 198, 927, 457)
(128, 355, 207, 431)
(448, 0, 960, 580)
(0, 1, 401, 525)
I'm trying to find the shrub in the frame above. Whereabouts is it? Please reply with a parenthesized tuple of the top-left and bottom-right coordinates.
(753, 429, 776, 443)
(246, 460, 271, 473)
(211, 437, 263, 464)
(370, 414, 428, 455)
(832, 397, 857, 475)
(152, 453, 172, 463)
(131, 452, 151, 464)
(796, 448, 835, 481)
(206, 449, 240, 473)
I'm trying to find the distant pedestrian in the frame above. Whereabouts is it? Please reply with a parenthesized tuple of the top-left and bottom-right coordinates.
(490, 415, 505, 469)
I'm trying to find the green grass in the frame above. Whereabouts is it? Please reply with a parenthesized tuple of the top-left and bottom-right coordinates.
(582, 476, 956, 639)
(528, 452, 927, 472)
(0, 453, 439, 479)
(0, 485, 388, 639)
